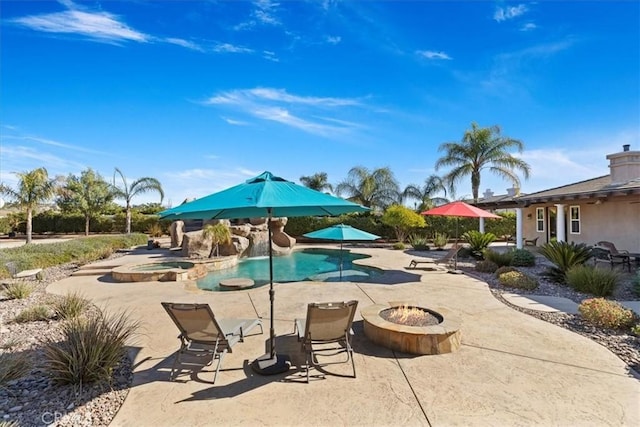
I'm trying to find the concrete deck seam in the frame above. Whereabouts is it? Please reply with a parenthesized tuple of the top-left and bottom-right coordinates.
(354, 283, 377, 304)
(392, 350, 432, 427)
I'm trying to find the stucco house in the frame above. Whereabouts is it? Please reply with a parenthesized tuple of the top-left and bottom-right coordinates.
(475, 145, 640, 253)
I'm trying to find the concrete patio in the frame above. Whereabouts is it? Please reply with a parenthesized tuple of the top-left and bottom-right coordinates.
(46, 245, 640, 427)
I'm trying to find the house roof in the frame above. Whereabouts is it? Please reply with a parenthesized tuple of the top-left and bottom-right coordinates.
(475, 174, 640, 209)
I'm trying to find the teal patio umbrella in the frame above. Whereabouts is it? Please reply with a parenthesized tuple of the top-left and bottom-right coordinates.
(159, 172, 368, 375)
(303, 224, 380, 280)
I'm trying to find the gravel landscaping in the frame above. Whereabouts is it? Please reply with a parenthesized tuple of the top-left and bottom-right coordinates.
(1, 250, 639, 426)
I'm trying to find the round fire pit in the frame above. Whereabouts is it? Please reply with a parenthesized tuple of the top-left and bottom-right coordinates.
(361, 302, 461, 355)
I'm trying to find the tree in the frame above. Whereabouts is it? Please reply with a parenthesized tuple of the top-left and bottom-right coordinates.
(0, 167, 56, 243)
(402, 175, 449, 211)
(299, 172, 333, 193)
(380, 204, 426, 243)
(435, 122, 531, 202)
(335, 166, 400, 211)
(111, 168, 164, 234)
(57, 168, 113, 236)
(202, 223, 232, 257)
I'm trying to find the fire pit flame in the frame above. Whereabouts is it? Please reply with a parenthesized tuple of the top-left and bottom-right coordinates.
(379, 305, 442, 327)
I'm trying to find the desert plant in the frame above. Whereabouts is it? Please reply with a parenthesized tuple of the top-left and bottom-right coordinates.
(0, 337, 22, 351)
(54, 293, 90, 320)
(495, 266, 519, 277)
(13, 305, 54, 323)
(44, 309, 139, 385)
(381, 205, 426, 243)
(483, 249, 513, 267)
(432, 232, 448, 249)
(392, 242, 406, 250)
(475, 260, 498, 273)
(202, 223, 232, 257)
(509, 248, 536, 267)
(565, 265, 619, 297)
(146, 223, 164, 238)
(3, 282, 34, 299)
(578, 298, 635, 329)
(498, 271, 538, 290)
(632, 324, 640, 336)
(0, 353, 31, 386)
(462, 231, 496, 258)
(408, 234, 430, 251)
(539, 241, 592, 283)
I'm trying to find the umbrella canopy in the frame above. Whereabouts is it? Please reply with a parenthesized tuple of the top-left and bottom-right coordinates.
(303, 224, 380, 280)
(421, 201, 500, 272)
(159, 172, 368, 375)
(159, 171, 368, 220)
(420, 201, 501, 219)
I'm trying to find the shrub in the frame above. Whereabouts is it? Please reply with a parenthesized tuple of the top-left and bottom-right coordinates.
(565, 265, 619, 297)
(54, 293, 90, 320)
(13, 305, 54, 323)
(0, 337, 22, 350)
(147, 223, 164, 238)
(578, 298, 635, 329)
(631, 324, 640, 336)
(475, 260, 498, 273)
(392, 242, 406, 250)
(462, 231, 496, 258)
(510, 249, 536, 267)
(483, 249, 513, 267)
(44, 309, 139, 385)
(432, 232, 448, 249)
(2, 282, 34, 299)
(408, 234, 430, 251)
(381, 205, 425, 243)
(498, 271, 538, 290)
(539, 241, 592, 283)
(495, 266, 519, 277)
(0, 353, 31, 386)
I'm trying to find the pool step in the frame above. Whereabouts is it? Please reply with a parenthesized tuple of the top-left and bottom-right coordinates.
(71, 266, 116, 276)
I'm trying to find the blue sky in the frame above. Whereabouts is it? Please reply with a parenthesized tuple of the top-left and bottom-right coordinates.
(1, 0, 638, 207)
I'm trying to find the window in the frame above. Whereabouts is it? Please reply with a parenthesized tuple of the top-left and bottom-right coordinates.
(570, 206, 580, 234)
(536, 208, 545, 232)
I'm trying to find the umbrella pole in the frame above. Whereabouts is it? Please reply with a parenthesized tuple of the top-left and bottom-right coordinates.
(448, 217, 463, 274)
(340, 241, 343, 280)
(251, 209, 291, 375)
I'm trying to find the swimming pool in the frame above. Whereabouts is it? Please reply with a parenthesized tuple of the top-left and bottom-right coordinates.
(196, 248, 382, 291)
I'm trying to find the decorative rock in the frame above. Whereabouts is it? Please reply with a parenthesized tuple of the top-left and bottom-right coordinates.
(229, 224, 251, 238)
(8, 406, 22, 413)
(219, 277, 255, 290)
(181, 230, 212, 259)
(169, 220, 185, 248)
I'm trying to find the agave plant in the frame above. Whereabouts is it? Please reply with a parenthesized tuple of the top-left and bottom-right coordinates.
(539, 241, 593, 283)
(462, 231, 496, 258)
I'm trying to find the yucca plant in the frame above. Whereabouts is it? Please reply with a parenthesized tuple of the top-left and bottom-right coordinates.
(462, 231, 496, 258)
(3, 282, 34, 299)
(53, 292, 90, 320)
(408, 234, 430, 251)
(432, 232, 448, 249)
(13, 305, 54, 323)
(44, 309, 139, 385)
(566, 265, 619, 297)
(0, 353, 31, 387)
(539, 241, 593, 283)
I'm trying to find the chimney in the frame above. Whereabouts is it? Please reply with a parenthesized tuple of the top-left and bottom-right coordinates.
(483, 189, 494, 198)
(506, 186, 520, 197)
(606, 145, 640, 183)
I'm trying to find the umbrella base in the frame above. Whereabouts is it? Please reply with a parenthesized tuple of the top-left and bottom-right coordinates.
(250, 353, 291, 375)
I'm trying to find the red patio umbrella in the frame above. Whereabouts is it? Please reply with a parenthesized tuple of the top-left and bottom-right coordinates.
(421, 201, 501, 272)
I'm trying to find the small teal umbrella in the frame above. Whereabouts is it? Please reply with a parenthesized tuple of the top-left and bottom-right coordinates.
(159, 172, 368, 375)
(304, 224, 380, 280)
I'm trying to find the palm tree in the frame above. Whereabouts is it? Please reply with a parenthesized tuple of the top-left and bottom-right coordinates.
(111, 168, 164, 234)
(335, 166, 400, 211)
(402, 175, 449, 211)
(0, 167, 56, 243)
(202, 223, 232, 257)
(299, 172, 333, 193)
(57, 168, 113, 236)
(435, 122, 531, 202)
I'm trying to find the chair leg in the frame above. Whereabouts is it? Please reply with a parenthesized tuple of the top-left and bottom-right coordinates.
(212, 351, 225, 384)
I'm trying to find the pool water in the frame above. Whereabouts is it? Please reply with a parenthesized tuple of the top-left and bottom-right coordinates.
(197, 248, 382, 291)
(132, 261, 194, 271)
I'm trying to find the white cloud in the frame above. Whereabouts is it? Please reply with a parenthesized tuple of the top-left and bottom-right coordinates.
(2, 135, 107, 155)
(202, 87, 366, 137)
(520, 23, 537, 32)
(221, 117, 250, 126)
(494, 4, 528, 22)
(417, 50, 452, 60)
(11, 9, 149, 43)
(325, 35, 342, 45)
(262, 50, 279, 62)
(165, 38, 204, 52)
(213, 43, 254, 54)
(253, 0, 281, 26)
